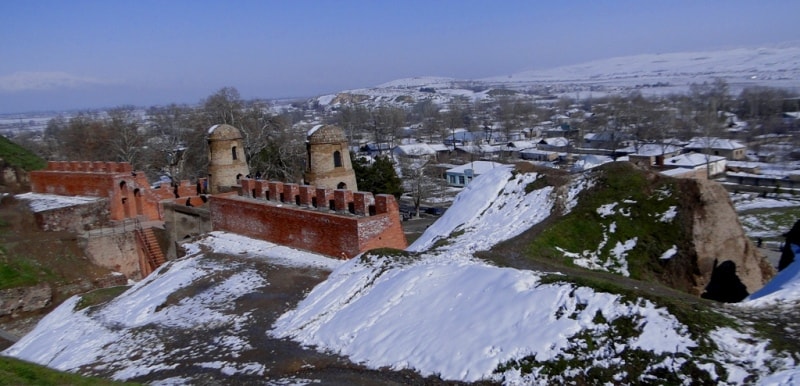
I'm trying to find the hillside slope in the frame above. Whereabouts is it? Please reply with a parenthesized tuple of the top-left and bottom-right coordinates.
(3, 165, 799, 384)
(313, 44, 800, 109)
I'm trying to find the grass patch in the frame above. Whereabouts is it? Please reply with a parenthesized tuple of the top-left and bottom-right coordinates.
(0, 253, 54, 290)
(75, 286, 130, 311)
(0, 136, 46, 171)
(359, 248, 421, 272)
(0, 356, 138, 385)
(523, 163, 688, 280)
(429, 228, 466, 250)
(524, 176, 551, 193)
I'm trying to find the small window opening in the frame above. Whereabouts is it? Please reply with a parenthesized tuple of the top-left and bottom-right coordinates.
(334, 151, 342, 167)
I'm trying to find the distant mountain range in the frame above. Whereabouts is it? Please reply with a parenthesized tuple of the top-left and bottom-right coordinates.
(314, 44, 800, 107)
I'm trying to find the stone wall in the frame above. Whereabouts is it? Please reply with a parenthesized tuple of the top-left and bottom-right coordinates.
(80, 231, 145, 280)
(162, 201, 213, 259)
(211, 179, 407, 258)
(34, 198, 110, 232)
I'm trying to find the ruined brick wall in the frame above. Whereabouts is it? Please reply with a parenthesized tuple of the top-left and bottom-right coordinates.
(29, 161, 203, 222)
(211, 179, 407, 258)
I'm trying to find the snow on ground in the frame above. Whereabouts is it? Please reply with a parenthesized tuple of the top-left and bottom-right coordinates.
(744, 246, 800, 305)
(408, 166, 559, 256)
(272, 166, 799, 383)
(660, 245, 678, 260)
(3, 256, 262, 379)
(190, 231, 343, 270)
(557, 222, 634, 277)
(731, 192, 800, 239)
(3, 233, 343, 381)
(14, 192, 102, 212)
(729, 192, 800, 212)
(271, 255, 696, 382)
(563, 173, 594, 214)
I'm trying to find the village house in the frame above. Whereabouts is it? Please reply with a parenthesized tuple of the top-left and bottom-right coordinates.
(537, 136, 571, 152)
(503, 141, 537, 158)
(520, 148, 559, 162)
(684, 137, 747, 161)
(582, 131, 633, 150)
(661, 153, 727, 179)
(445, 161, 503, 187)
(625, 143, 684, 167)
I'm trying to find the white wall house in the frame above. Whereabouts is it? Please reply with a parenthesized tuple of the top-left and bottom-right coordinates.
(662, 153, 727, 178)
(445, 161, 503, 187)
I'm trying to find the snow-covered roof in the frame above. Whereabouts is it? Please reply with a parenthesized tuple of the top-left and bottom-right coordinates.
(394, 143, 436, 156)
(506, 141, 536, 150)
(453, 144, 502, 154)
(630, 143, 683, 156)
(429, 143, 450, 152)
(539, 137, 569, 147)
(685, 137, 745, 150)
(660, 168, 691, 177)
(664, 153, 726, 167)
(520, 148, 556, 155)
(446, 161, 503, 175)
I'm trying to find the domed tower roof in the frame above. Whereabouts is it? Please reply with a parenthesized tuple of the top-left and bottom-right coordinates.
(208, 124, 243, 141)
(308, 125, 347, 144)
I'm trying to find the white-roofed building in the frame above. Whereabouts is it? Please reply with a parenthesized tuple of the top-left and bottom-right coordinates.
(445, 161, 503, 187)
(662, 153, 727, 179)
(626, 143, 684, 166)
(684, 137, 747, 160)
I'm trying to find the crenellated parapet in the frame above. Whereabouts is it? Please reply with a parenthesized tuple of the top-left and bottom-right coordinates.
(31, 161, 204, 222)
(238, 178, 395, 218)
(44, 161, 133, 174)
(212, 178, 408, 259)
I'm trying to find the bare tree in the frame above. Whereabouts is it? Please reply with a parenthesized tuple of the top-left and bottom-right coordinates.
(201, 87, 244, 126)
(145, 104, 198, 181)
(396, 150, 446, 217)
(105, 106, 145, 168)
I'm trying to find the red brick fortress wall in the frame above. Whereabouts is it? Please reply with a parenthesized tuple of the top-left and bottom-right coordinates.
(29, 161, 201, 222)
(211, 179, 407, 258)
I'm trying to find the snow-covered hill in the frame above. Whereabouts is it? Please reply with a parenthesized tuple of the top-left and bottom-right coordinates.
(314, 44, 800, 109)
(485, 45, 800, 87)
(4, 166, 800, 384)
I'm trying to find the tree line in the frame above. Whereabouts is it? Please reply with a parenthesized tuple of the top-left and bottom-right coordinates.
(11, 81, 799, 200)
(18, 87, 305, 185)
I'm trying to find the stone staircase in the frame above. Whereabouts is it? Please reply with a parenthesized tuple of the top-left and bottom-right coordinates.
(136, 226, 166, 275)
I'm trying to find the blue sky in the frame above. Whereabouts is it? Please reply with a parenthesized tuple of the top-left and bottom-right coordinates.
(1, 0, 799, 113)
